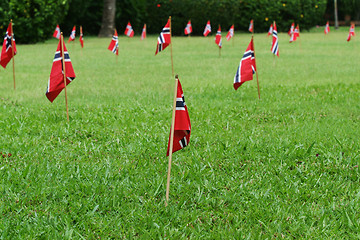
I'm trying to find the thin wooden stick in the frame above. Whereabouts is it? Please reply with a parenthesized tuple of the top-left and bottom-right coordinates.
(165, 75, 179, 207)
(60, 33, 69, 122)
(169, 16, 174, 76)
(252, 36, 260, 100)
(10, 19, 15, 90)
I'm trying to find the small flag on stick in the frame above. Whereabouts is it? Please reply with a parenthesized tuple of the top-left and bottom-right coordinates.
(289, 24, 300, 43)
(184, 20, 192, 35)
(68, 26, 76, 42)
(226, 24, 234, 41)
(0, 20, 17, 90)
(165, 75, 191, 206)
(267, 24, 273, 36)
(124, 21, 134, 37)
(46, 33, 76, 121)
(248, 19, 254, 33)
(347, 24, 355, 42)
(108, 29, 119, 55)
(271, 21, 279, 57)
(141, 24, 146, 40)
(288, 22, 294, 36)
(155, 18, 171, 55)
(53, 24, 61, 39)
(203, 20, 211, 37)
(79, 26, 84, 48)
(324, 21, 330, 35)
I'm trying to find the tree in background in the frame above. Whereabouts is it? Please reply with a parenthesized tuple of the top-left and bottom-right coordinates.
(98, 0, 116, 37)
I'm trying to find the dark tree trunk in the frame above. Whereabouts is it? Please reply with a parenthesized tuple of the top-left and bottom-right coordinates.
(98, 0, 116, 37)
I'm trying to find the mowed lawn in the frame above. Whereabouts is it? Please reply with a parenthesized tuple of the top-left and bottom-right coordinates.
(1, 28, 359, 239)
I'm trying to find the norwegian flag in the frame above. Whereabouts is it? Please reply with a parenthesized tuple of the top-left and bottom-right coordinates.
(167, 78, 191, 156)
(124, 21, 134, 37)
(226, 24, 234, 41)
(46, 36, 76, 102)
(271, 22, 279, 57)
(108, 29, 119, 55)
(289, 24, 300, 43)
(79, 26, 84, 48)
(184, 20, 192, 35)
(267, 24, 273, 36)
(288, 22, 294, 36)
(347, 24, 355, 42)
(141, 24, 146, 40)
(324, 21, 330, 35)
(215, 25, 222, 48)
(155, 19, 171, 55)
(53, 24, 61, 39)
(68, 26, 76, 42)
(203, 20, 211, 37)
(233, 38, 256, 90)
(248, 19, 254, 33)
(0, 21, 17, 69)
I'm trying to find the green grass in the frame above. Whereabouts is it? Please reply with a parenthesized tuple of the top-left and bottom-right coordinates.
(1, 28, 360, 239)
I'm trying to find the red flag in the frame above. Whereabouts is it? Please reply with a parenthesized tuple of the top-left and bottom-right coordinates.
(288, 22, 294, 36)
(289, 24, 300, 43)
(203, 20, 211, 36)
(0, 21, 17, 69)
(248, 19, 253, 33)
(155, 19, 171, 55)
(141, 24, 146, 40)
(167, 79, 191, 156)
(68, 26, 76, 42)
(347, 24, 355, 42)
(324, 21, 330, 35)
(108, 29, 119, 55)
(79, 26, 84, 48)
(233, 38, 256, 90)
(184, 20, 192, 35)
(124, 21, 134, 37)
(271, 22, 279, 57)
(267, 24, 273, 36)
(215, 25, 222, 48)
(226, 24, 234, 41)
(46, 37, 76, 102)
(53, 24, 61, 39)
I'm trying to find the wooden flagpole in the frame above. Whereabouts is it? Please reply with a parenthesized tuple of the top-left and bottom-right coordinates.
(252, 36, 260, 99)
(166, 75, 178, 206)
(60, 33, 69, 122)
(10, 19, 15, 90)
(166, 16, 176, 206)
(169, 16, 174, 76)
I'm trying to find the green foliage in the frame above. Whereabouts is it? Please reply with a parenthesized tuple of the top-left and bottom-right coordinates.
(0, 0, 70, 44)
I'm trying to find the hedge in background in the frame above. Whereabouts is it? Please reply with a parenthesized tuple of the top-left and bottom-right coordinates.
(0, 0, 70, 44)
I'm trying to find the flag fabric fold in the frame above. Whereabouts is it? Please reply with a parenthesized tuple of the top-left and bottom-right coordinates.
(203, 20, 211, 37)
(108, 29, 119, 55)
(248, 20, 254, 33)
(79, 26, 84, 48)
(226, 25, 234, 41)
(46, 37, 76, 102)
(267, 24, 273, 36)
(0, 21, 17, 69)
(271, 22, 279, 57)
(124, 21, 134, 37)
(215, 26, 222, 48)
(155, 19, 171, 55)
(324, 21, 330, 35)
(141, 24, 146, 40)
(167, 79, 191, 156)
(68, 26, 76, 42)
(347, 24, 355, 42)
(184, 20, 192, 35)
(53, 24, 61, 39)
(233, 38, 256, 90)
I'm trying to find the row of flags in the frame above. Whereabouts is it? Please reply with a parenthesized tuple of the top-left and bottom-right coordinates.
(53, 24, 84, 47)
